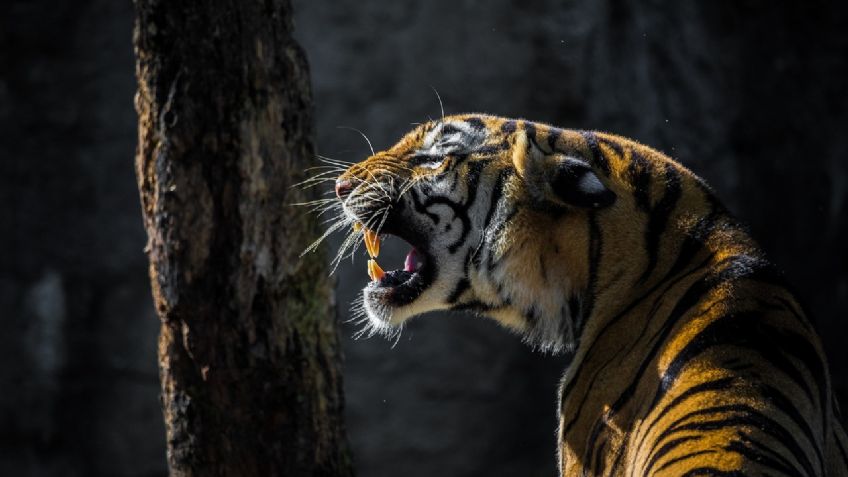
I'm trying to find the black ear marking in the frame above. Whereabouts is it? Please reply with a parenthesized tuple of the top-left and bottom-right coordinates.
(512, 131, 615, 209)
(551, 157, 616, 208)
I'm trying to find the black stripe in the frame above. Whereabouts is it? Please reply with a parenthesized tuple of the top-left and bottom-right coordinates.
(501, 120, 517, 134)
(643, 435, 701, 475)
(660, 203, 718, 284)
(657, 405, 818, 477)
(475, 141, 509, 155)
(575, 262, 737, 450)
(464, 117, 485, 129)
(582, 212, 602, 321)
(474, 169, 510, 268)
(760, 384, 825, 474)
(451, 300, 503, 313)
(581, 131, 611, 176)
(408, 153, 441, 168)
(448, 248, 476, 304)
(598, 137, 624, 160)
(627, 149, 652, 212)
(547, 127, 563, 152)
(681, 466, 748, 477)
(424, 159, 492, 254)
(657, 404, 743, 436)
(558, 303, 574, 345)
(524, 122, 537, 143)
(647, 424, 803, 476)
(588, 437, 607, 477)
(741, 431, 805, 477)
(459, 159, 484, 204)
(602, 254, 790, 421)
(485, 206, 517, 272)
(450, 152, 471, 168)
(618, 277, 720, 371)
(577, 213, 614, 468)
(447, 278, 470, 304)
(681, 467, 746, 476)
(726, 436, 804, 476)
(567, 294, 582, 331)
(653, 450, 716, 474)
(560, 252, 715, 435)
(494, 283, 511, 306)
(774, 295, 813, 332)
(604, 267, 723, 413)
(657, 311, 820, 407)
(607, 444, 627, 477)
(422, 196, 468, 253)
(450, 160, 484, 252)
(639, 163, 683, 283)
(525, 305, 540, 329)
(441, 124, 461, 135)
(635, 377, 736, 454)
(835, 429, 848, 465)
(409, 187, 440, 223)
(445, 170, 458, 193)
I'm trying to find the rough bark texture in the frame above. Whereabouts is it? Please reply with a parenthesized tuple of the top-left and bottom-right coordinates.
(133, 1, 352, 475)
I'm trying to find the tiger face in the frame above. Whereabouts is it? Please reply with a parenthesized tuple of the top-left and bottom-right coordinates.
(333, 114, 622, 351)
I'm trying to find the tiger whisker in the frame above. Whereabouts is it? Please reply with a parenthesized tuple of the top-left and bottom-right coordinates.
(301, 219, 351, 257)
(337, 126, 376, 157)
(430, 85, 445, 120)
(317, 155, 356, 166)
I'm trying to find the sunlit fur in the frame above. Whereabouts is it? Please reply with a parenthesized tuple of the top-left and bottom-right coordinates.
(315, 114, 848, 476)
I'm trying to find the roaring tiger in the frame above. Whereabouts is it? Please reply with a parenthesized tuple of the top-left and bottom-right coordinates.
(322, 114, 848, 476)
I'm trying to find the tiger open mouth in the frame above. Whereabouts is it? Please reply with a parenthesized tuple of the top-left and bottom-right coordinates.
(356, 222, 437, 311)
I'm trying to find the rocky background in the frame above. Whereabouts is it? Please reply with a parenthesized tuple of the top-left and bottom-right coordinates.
(1, 1, 846, 476)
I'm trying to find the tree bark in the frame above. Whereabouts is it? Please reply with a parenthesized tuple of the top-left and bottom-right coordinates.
(132, 1, 353, 475)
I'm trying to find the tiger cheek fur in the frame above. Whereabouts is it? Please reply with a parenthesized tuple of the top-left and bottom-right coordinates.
(329, 114, 848, 476)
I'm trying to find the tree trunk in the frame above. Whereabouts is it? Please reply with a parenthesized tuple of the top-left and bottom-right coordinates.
(132, 1, 353, 475)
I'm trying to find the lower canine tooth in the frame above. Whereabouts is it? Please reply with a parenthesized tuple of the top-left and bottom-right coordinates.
(367, 259, 385, 282)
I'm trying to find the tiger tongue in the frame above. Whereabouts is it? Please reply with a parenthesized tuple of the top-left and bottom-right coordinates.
(404, 248, 419, 272)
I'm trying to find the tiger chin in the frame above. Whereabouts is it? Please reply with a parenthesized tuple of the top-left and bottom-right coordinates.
(329, 114, 848, 476)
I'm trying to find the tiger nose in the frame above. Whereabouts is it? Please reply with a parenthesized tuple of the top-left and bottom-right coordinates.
(335, 178, 353, 199)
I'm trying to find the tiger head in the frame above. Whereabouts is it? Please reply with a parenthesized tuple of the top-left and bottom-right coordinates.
(331, 114, 699, 352)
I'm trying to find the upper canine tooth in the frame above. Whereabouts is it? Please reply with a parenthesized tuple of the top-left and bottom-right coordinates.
(364, 229, 380, 257)
(353, 222, 362, 232)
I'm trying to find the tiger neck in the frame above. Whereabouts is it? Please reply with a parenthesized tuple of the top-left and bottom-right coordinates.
(555, 206, 766, 464)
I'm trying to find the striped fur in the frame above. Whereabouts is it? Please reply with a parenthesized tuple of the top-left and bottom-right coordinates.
(334, 114, 848, 476)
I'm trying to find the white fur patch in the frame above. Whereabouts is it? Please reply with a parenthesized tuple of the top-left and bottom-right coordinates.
(419, 121, 486, 157)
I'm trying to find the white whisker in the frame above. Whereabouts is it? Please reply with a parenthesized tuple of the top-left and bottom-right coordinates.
(430, 85, 445, 120)
(337, 126, 376, 156)
(317, 155, 355, 167)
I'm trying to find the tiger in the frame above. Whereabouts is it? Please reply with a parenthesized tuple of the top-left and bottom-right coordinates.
(318, 113, 848, 476)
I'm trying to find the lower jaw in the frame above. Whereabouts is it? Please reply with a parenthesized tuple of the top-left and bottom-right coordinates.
(362, 266, 436, 325)
(364, 270, 427, 308)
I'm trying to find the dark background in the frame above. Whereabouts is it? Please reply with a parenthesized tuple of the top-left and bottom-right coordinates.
(1, 1, 846, 476)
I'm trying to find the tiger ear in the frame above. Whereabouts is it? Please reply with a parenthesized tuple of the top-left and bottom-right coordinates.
(512, 130, 616, 209)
